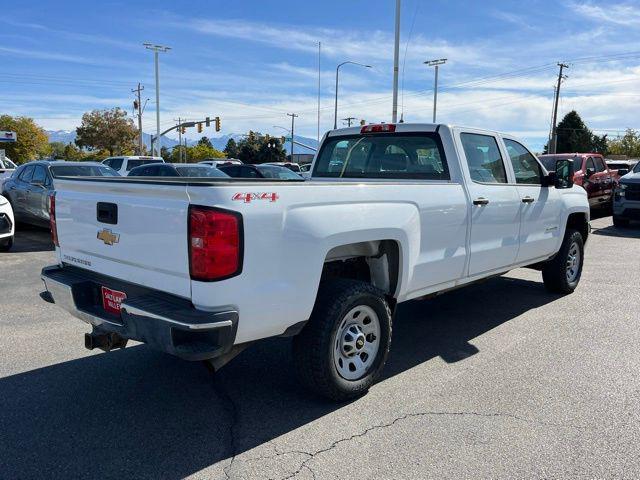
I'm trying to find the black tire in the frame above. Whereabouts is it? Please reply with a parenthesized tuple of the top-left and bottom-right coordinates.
(542, 229, 584, 294)
(0, 235, 13, 252)
(292, 279, 392, 401)
(613, 215, 629, 228)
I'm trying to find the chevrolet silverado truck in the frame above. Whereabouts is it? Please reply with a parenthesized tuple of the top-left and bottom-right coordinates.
(41, 124, 590, 400)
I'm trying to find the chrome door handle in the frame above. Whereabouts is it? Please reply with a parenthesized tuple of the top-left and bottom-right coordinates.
(473, 197, 489, 206)
(522, 196, 535, 203)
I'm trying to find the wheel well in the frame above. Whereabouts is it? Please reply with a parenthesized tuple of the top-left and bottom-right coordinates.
(567, 212, 589, 242)
(321, 240, 400, 299)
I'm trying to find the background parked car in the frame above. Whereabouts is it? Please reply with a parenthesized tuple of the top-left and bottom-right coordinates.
(127, 163, 230, 178)
(0, 194, 15, 251)
(2, 161, 119, 227)
(217, 163, 303, 180)
(613, 161, 640, 227)
(538, 153, 616, 211)
(199, 159, 242, 167)
(0, 156, 17, 186)
(102, 156, 164, 176)
(606, 159, 638, 177)
(262, 161, 301, 172)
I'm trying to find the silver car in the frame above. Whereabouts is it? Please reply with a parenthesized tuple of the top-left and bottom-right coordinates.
(2, 160, 119, 227)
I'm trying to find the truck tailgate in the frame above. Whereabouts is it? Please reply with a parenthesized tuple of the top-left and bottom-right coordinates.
(54, 179, 192, 299)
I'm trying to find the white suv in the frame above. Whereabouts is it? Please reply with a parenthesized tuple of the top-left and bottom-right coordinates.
(102, 156, 164, 176)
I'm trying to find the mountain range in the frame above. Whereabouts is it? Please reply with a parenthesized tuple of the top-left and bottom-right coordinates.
(45, 130, 319, 154)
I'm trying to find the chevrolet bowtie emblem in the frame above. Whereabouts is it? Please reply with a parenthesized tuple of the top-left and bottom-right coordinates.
(97, 228, 120, 246)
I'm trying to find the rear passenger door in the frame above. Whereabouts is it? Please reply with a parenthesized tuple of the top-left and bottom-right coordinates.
(593, 156, 612, 205)
(502, 137, 562, 262)
(583, 157, 599, 207)
(458, 131, 521, 276)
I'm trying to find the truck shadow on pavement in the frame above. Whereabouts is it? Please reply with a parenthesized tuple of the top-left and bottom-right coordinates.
(0, 276, 559, 479)
(591, 223, 640, 239)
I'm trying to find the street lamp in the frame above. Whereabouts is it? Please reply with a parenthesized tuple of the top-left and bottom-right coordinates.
(424, 59, 447, 123)
(144, 43, 171, 156)
(334, 61, 372, 129)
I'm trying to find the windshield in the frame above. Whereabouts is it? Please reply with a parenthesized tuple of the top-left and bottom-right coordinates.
(126, 159, 161, 171)
(314, 133, 449, 179)
(256, 165, 302, 179)
(174, 166, 229, 178)
(538, 155, 582, 172)
(50, 165, 119, 177)
(634, 162, 640, 174)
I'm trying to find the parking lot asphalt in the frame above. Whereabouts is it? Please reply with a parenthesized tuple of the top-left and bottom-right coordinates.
(1, 217, 639, 479)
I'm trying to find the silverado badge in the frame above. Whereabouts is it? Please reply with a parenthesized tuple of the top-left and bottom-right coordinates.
(97, 228, 120, 246)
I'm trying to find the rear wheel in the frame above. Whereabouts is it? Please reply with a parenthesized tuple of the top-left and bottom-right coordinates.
(292, 279, 392, 401)
(542, 229, 584, 294)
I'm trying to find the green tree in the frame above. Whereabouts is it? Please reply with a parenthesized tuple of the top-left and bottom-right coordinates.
(223, 138, 239, 158)
(197, 136, 213, 148)
(63, 143, 86, 161)
(186, 144, 225, 162)
(0, 115, 51, 164)
(257, 135, 286, 163)
(544, 110, 607, 154)
(49, 141, 66, 159)
(608, 129, 640, 157)
(75, 107, 137, 156)
(160, 145, 171, 161)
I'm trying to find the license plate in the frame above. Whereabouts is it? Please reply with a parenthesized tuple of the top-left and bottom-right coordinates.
(101, 286, 127, 315)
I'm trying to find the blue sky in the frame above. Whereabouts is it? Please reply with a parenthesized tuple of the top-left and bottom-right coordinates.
(1, 0, 640, 151)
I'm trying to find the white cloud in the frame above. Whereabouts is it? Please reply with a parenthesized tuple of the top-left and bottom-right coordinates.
(568, 1, 640, 26)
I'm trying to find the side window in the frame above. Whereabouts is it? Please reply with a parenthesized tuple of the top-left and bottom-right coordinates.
(594, 157, 606, 172)
(241, 167, 259, 178)
(19, 165, 34, 183)
(31, 166, 47, 184)
(103, 159, 112, 168)
(503, 139, 542, 185)
(460, 133, 507, 184)
(585, 157, 596, 174)
(110, 158, 123, 171)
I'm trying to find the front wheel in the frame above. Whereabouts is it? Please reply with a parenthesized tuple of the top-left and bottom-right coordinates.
(0, 235, 13, 252)
(292, 279, 392, 401)
(542, 229, 584, 294)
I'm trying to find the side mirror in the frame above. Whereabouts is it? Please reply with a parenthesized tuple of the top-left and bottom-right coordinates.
(554, 159, 574, 189)
(585, 168, 594, 178)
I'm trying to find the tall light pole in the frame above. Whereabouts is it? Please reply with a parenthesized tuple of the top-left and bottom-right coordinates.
(424, 59, 447, 123)
(144, 43, 171, 156)
(287, 113, 298, 160)
(334, 61, 372, 129)
(392, 0, 401, 123)
(550, 62, 569, 154)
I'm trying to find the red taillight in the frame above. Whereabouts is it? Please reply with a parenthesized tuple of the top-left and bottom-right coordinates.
(49, 193, 59, 247)
(189, 206, 242, 281)
(361, 124, 396, 134)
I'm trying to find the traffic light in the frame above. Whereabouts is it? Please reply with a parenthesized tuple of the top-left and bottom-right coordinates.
(214, 116, 221, 132)
(197, 123, 203, 133)
(133, 99, 139, 110)
(181, 126, 186, 134)
(360, 119, 366, 126)
(205, 116, 211, 127)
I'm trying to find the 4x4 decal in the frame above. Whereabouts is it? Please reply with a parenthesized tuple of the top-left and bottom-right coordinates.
(232, 192, 279, 203)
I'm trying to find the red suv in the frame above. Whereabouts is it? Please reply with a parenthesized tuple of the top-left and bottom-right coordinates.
(538, 153, 618, 210)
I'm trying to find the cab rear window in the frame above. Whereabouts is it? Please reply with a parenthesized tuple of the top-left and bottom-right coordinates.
(313, 133, 449, 180)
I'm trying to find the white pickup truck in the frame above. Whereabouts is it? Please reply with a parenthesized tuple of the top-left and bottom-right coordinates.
(41, 123, 589, 400)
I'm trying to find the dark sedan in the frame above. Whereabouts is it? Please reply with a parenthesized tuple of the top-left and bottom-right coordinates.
(127, 163, 230, 178)
(218, 163, 303, 180)
(2, 160, 119, 227)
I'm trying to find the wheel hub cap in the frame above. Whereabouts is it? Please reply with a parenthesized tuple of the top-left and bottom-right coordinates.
(566, 241, 581, 283)
(333, 305, 381, 381)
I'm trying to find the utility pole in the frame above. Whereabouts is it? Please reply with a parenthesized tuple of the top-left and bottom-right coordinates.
(392, 0, 401, 123)
(342, 117, 356, 127)
(132, 83, 145, 154)
(425, 59, 447, 123)
(287, 113, 298, 160)
(177, 117, 183, 163)
(144, 43, 171, 156)
(550, 62, 569, 154)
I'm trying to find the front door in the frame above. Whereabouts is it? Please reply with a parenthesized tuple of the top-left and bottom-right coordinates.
(502, 138, 562, 262)
(458, 132, 521, 276)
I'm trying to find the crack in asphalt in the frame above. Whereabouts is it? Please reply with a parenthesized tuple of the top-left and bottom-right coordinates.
(276, 410, 588, 480)
(209, 369, 240, 480)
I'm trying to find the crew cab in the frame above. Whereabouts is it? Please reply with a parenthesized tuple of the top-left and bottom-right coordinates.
(41, 124, 589, 400)
(538, 153, 617, 210)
